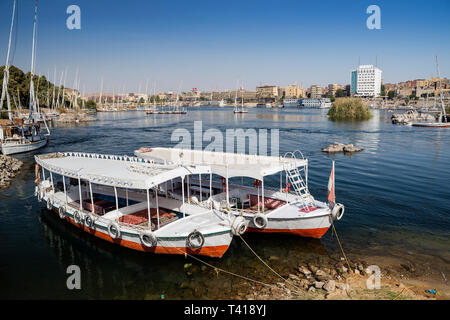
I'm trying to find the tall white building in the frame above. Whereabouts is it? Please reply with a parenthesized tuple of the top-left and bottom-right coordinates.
(351, 65, 382, 97)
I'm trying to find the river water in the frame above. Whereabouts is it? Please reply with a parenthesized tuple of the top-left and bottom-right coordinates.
(1, 107, 449, 299)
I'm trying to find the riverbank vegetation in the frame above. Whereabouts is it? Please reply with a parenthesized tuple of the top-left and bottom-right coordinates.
(328, 97, 373, 121)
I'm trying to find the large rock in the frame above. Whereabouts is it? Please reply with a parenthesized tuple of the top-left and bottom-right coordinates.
(0, 155, 23, 188)
(323, 280, 336, 293)
(322, 142, 363, 153)
(391, 110, 435, 124)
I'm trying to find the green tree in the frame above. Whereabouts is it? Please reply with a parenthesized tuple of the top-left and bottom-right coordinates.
(335, 89, 345, 98)
(85, 99, 97, 110)
(381, 84, 386, 96)
(327, 97, 372, 121)
(388, 90, 396, 100)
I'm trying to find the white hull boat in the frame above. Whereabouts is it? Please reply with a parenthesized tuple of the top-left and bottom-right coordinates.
(34, 152, 247, 258)
(2, 136, 48, 155)
(135, 147, 345, 239)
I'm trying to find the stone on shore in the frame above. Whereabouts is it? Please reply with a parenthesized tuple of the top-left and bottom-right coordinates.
(322, 142, 363, 153)
(391, 110, 435, 125)
(323, 280, 336, 293)
(55, 112, 97, 123)
(0, 155, 23, 188)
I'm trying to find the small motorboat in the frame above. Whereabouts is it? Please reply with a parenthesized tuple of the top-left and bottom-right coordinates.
(34, 152, 246, 258)
(135, 147, 345, 239)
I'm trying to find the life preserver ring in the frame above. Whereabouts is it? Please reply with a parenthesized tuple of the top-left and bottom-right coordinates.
(74, 211, 83, 224)
(46, 198, 53, 210)
(231, 216, 248, 236)
(331, 203, 345, 221)
(58, 206, 66, 219)
(139, 231, 157, 247)
(84, 214, 94, 228)
(186, 230, 204, 249)
(107, 222, 121, 239)
(253, 213, 268, 229)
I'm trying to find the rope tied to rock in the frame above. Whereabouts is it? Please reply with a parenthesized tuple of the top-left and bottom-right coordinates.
(238, 234, 304, 295)
(330, 218, 353, 273)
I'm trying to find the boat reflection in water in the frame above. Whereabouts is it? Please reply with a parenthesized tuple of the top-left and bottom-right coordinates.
(37, 203, 329, 299)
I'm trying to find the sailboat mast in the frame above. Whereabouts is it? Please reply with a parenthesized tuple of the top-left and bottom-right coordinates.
(435, 56, 447, 122)
(1, 0, 17, 121)
(29, 0, 38, 116)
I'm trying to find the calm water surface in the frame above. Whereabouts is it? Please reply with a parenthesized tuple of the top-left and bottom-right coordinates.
(1, 107, 449, 299)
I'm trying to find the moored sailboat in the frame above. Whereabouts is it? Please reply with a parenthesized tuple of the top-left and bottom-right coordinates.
(0, 0, 50, 155)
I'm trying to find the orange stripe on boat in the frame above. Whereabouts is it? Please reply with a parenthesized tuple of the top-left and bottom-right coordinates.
(54, 210, 229, 258)
(247, 226, 329, 239)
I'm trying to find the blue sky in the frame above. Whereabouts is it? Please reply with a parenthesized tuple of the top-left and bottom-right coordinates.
(0, 0, 449, 93)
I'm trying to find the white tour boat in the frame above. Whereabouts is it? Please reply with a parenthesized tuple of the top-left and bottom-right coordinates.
(34, 152, 247, 258)
(135, 147, 345, 239)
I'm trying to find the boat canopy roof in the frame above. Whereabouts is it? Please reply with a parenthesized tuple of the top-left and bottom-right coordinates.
(35, 152, 211, 190)
(134, 147, 307, 180)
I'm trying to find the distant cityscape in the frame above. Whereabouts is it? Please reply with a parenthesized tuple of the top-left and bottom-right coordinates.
(85, 65, 450, 106)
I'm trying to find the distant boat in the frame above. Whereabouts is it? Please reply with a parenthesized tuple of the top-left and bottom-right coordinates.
(233, 85, 248, 114)
(410, 56, 448, 128)
(283, 98, 299, 108)
(218, 99, 225, 107)
(256, 103, 272, 108)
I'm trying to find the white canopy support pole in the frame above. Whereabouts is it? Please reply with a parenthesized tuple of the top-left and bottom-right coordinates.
(42, 167, 45, 181)
(50, 171, 54, 192)
(181, 176, 185, 218)
(63, 175, 67, 205)
(199, 174, 202, 202)
(285, 172, 288, 203)
(171, 179, 174, 193)
(187, 175, 190, 204)
(280, 171, 282, 192)
(126, 188, 129, 206)
(89, 181, 94, 213)
(209, 172, 212, 204)
(155, 187, 160, 229)
(257, 184, 260, 214)
(78, 176, 83, 210)
(226, 165, 229, 207)
(114, 186, 119, 211)
(165, 181, 168, 198)
(262, 178, 265, 213)
(147, 188, 151, 229)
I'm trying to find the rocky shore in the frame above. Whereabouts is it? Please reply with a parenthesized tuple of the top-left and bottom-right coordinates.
(322, 142, 363, 153)
(54, 112, 97, 123)
(0, 155, 23, 188)
(391, 110, 435, 125)
(237, 257, 448, 300)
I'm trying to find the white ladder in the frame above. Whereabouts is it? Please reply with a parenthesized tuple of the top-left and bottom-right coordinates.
(284, 151, 315, 211)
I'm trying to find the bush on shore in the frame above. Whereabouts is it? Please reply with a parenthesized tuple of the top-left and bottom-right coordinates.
(327, 97, 372, 121)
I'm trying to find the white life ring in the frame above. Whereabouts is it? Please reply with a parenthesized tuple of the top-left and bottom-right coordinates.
(46, 198, 53, 210)
(231, 216, 248, 236)
(58, 206, 66, 219)
(253, 213, 268, 229)
(73, 211, 83, 224)
(107, 222, 121, 239)
(187, 230, 204, 249)
(331, 203, 345, 221)
(139, 231, 157, 247)
(84, 214, 94, 229)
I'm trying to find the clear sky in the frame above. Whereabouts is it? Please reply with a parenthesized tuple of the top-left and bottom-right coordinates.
(0, 0, 449, 93)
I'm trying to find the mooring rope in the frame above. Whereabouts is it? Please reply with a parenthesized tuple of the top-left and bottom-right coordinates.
(238, 234, 304, 294)
(158, 239, 275, 289)
(330, 218, 353, 272)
